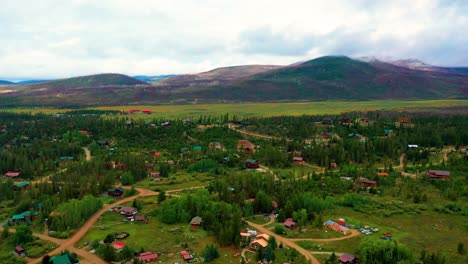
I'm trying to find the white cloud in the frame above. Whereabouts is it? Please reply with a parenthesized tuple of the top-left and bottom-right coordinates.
(0, 0, 466, 79)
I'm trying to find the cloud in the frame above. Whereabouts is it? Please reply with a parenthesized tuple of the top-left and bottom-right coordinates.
(0, 0, 466, 79)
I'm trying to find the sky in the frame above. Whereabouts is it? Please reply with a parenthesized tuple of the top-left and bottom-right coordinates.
(0, 0, 467, 80)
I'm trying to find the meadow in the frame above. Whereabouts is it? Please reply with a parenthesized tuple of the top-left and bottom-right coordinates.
(1, 99, 467, 119)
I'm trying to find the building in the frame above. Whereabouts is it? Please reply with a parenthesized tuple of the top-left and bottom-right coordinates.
(324, 220, 351, 235)
(142, 110, 152, 114)
(9, 211, 38, 225)
(384, 129, 396, 137)
(193, 146, 202, 152)
(12, 181, 29, 191)
(358, 178, 377, 188)
(292, 157, 304, 164)
(283, 218, 297, 229)
(4, 171, 20, 178)
(250, 233, 270, 250)
(339, 117, 352, 126)
(138, 252, 158, 263)
(190, 216, 203, 229)
(321, 118, 333, 125)
(245, 159, 260, 169)
(427, 170, 450, 180)
(13, 246, 25, 257)
(339, 253, 357, 264)
(112, 241, 126, 251)
(120, 207, 137, 217)
(395, 117, 415, 128)
(408, 144, 419, 148)
(237, 140, 255, 154)
(49, 254, 74, 264)
(135, 215, 147, 223)
(377, 172, 389, 177)
(208, 142, 224, 150)
(108, 186, 124, 197)
(357, 118, 369, 126)
(180, 250, 193, 261)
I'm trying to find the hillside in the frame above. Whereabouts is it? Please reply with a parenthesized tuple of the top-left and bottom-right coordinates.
(0, 80, 14, 85)
(22, 73, 147, 90)
(133, 75, 176, 82)
(155, 65, 282, 87)
(0, 56, 466, 106)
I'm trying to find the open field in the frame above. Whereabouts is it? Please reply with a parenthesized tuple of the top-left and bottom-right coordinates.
(1, 99, 467, 118)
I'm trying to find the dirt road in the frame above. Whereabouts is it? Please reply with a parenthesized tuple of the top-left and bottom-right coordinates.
(289, 229, 361, 242)
(228, 124, 292, 142)
(83, 147, 92, 161)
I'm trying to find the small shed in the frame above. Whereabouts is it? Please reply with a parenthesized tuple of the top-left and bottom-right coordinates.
(339, 253, 357, 264)
(139, 252, 158, 262)
(108, 186, 124, 197)
(180, 250, 193, 261)
(292, 157, 304, 164)
(12, 181, 30, 191)
(190, 216, 203, 229)
(245, 159, 259, 169)
(14, 246, 25, 257)
(283, 218, 297, 229)
(112, 241, 126, 251)
(4, 171, 20, 178)
(427, 170, 450, 180)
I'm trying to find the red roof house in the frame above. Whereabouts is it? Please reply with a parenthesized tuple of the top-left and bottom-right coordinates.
(142, 110, 152, 114)
(112, 241, 126, 251)
(358, 178, 377, 188)
(427, 170, 450, 179)
(237, 140, 255, 154)
(180, 250, 192, 261)
(292, 157, 304, 163)
(139, 252, 158, 262)
(377, 172, 389, 177)
(283, 218, 297, 229)
(339, 253, 357, 264)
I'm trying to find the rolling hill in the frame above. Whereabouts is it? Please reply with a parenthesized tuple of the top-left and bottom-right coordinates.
(0, 80, 14, 85)
(0, 56, 466, 106)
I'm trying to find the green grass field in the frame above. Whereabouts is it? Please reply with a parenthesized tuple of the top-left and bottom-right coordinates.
(2, 99, 467, 118)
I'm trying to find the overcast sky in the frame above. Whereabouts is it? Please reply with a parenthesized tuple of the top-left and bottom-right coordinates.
(1, 0, 467, 80)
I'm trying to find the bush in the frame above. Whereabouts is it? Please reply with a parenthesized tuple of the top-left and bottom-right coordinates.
(274, 224, 287, 235)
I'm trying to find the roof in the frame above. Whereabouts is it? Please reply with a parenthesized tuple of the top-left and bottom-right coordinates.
(428, 170, 450, 176)
(384, 129, 394, 134)
(120, 207, 137, 214)
(190, 216, 203, 225)
(139, 252, 158, 261)
(246, 159, 258, 163)
(256, 233, 270, 241)
(181, 250, 192, 260)
(15, 246, 24, 252)
(240, 232, 251, 237)
(339, 253, 355, 262)
(14, 181, 30, 188)
(193, 146, 202, 151)
(377, 172, 389, 177)
(251, 239, 268, 248)
(283, 218, 297, 227)
(5, 171, 20, 177)
(50, 255, 72, 264)
(135, 215, 145, 221)
(112, 241, 126, 250)
(292, 157, 304, 161)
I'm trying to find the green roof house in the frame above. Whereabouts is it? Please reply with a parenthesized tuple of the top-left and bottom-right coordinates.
(50, 254, 73, 264)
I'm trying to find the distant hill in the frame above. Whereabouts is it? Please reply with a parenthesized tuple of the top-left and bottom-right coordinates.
(133, 75, 176, 82)
(0, 80, 14, 85)
(155, 65, 282, 87)
(0, 56, 466, 106)
(22, 73, 146, 90)
(15, 80, 50, 85)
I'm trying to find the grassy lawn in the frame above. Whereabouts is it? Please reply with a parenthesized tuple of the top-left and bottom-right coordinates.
(78, 198, 242, 263)
(0, 234, 57, 262)
(246, 215, 272, 225)
(135, 171, 212, 192)
(2, 100, 467, 118)
(286, 226, 347, 239)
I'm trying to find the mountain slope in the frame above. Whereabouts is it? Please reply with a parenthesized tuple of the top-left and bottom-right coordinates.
(155, 65, 282, 87)
(22, 73, 146, 90)
(133, 75, 176, 82)
(0, 80, 14, 85)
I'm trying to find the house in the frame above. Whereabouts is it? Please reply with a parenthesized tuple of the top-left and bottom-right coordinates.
(135, 215, 147, 223)
(120, 207, 137, 217)
(208, 142, 224, 150)
(180, 250, 193, 261)
(60, 156, 74, 161)
(324, 220, 351, 235)
(377, 172, 389, 177)
(49, 254, 73, 264)
(348, 133, 367, 143)
(9, 211, 39, 225)
(139, 252, 158, 263)
(149, 151, 161, 157)
(96, 140, 109, 147)
(321, 118, 333, 125)
(128, 109, 140, 114)
(357, 118, 369, 126)
(78, 130, 90, 136)
(339, 117, 352, 126)
(292, 157, 304, 164)
(320, 132, 334, 139)
(250, 233, 270, 250)
(339, 253, 357, 264)
(237, 140, 255, 154)
(245, 159, 260, 169)
(304, 139, 313, 145)
(283, 218, 297, 229)
(4, 171, 20, 178)
(108, 186, 124, 197)
(12, 181, 30, 191)
(142, 110, 152, 114)
(427, 170, 450, 180)
(395, 117, 415, 128)
(190, 216, 203, 229)
(112, 241, 126, 251)
(13, 246, 25, 257)
(384, 129, 396, 137)
(240, 232, 252, 241)
(358, 178, 377, 188)
(150, 172, 160, 178)
(193, 146, 202, 152)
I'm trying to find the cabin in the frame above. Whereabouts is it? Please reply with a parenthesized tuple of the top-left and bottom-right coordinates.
(237, 140, 255, 154)
(427, 170, 450, 180)
(12, 181, 29, 191)
(190, 216, 203, 229)
(13, 246, 25, 257)
(60, 156, 74, 162)
(4, 171, 20, 178)
(112, 241, 126, 251)
(324, 220, 351, 235)
(357, 118, 369, 126)
(9, 211, 38, 225)
(49, 254, 74, 264)
(358, 178, 377, 188)
(150, 172, 160, 178)
(292, 157, 304, 164)
(139, 252, 158, 263)
(348, 133, 367, 143)
(320, 132, 334, 139)
(321, 118, 333, 125)
(339, 253, 357, 264)
(283, 218, 297, 229)
(384, 129, 396, 137)
(245, 159, 260, 169)
(128, 109, 140, 114)
(78, 130, 90, 136)
(250, 233, 270, 250)
(108, 186, 124, 197)
(208, 142, 224, 150)
(135, 215, 147, 223)
(377, 172, 389, 177)
(149, 150, 161, 157)
(193, 146, 202, 152)
(142, 110, 152, 114)
(339, 117, 352, 126)
(180, 250, 193, 262)
(120, 207, 137, 217)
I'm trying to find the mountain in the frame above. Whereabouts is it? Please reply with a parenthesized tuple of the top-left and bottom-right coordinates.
(21, 73, 147, 90)
(0, 80, 14, 85)
(0, 56, 466, 106)
(133, 75, 176, 82)
(15, 80, 50, 85)
(155, 65, 282, 87)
